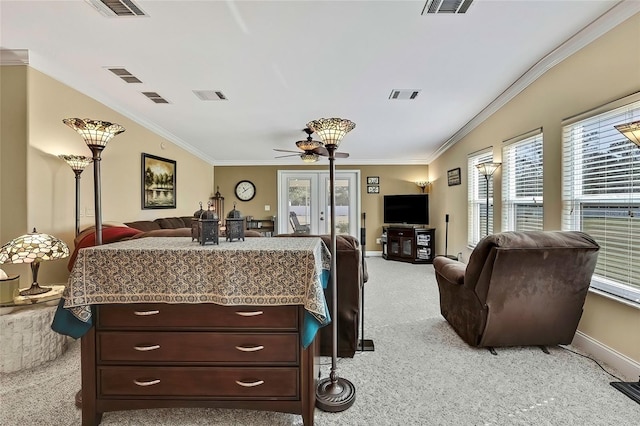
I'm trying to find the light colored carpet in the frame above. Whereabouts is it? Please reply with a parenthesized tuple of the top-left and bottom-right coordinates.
(1, 257, 638, 425)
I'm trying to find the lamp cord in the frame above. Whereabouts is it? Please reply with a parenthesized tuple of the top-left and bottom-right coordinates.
(558, 345, 625, 382)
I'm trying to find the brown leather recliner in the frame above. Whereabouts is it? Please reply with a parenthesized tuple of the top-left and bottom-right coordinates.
(277, 233, 366, 357)
(433, 231, 599, 348)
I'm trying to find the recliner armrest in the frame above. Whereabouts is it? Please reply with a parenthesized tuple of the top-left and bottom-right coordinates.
(433, 256, 465, 286)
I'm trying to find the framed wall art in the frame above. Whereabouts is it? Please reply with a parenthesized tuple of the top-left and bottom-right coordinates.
(447, 167, 461, 186)
(367, 185, 380, 194)
(367, 176, 380, 185)
(142, 153, 176, 209)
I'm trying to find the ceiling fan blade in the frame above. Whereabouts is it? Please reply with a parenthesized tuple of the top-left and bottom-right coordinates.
(274, 154, 300, 158)
(313, 146, 329, 157)
(335, 152, 349, 158)
(273, 148, 300, 153)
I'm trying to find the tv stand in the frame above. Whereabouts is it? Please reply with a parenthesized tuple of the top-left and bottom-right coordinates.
(382, 226, 435, 264)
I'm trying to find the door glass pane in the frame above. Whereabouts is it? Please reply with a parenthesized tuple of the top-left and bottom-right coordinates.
(287, 178, 312, 234)
(324, 177, 350, 235)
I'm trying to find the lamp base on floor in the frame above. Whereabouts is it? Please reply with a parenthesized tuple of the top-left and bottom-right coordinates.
(316, 376, 356, 412)
(357, 339, 375, 352)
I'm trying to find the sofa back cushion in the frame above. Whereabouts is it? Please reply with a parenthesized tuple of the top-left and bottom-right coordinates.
(124, 221, 161, 232)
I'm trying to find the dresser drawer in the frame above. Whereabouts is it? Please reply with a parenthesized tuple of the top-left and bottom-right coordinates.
(99, 366, 299, 398)
(96, 304, 298, 330)
(98, 332, 299, 364)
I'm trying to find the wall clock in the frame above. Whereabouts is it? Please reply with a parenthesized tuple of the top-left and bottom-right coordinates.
(234, 180, 256, 201)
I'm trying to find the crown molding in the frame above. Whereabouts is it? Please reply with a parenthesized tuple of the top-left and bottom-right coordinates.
(0, 49, 29, 65)
(429, 1, 640, 163)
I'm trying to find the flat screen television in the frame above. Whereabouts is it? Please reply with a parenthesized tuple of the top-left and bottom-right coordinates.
(383, 194, 429, 225)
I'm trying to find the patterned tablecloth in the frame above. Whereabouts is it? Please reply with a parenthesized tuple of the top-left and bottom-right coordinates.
(54, 237, 330, 345)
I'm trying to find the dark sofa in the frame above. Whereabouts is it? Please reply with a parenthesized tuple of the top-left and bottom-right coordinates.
(277, 233, 367, 358)
(125, 216, 194, 234)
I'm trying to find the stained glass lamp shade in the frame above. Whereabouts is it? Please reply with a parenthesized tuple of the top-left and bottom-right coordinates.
(0, 229, 69, 296)
(614, 120, 640, 147)
(306, 118, 356, 148)
(62, 118, 125, 148)
(58, 154, 93, 172)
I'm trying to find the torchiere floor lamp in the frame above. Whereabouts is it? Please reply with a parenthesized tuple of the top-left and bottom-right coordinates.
(307, 117, 356, 412)
(63, 118, 125, 245)
(58, 155, 93, 236)
(63, 118, 125, 408)
(475, 162, 501, 237)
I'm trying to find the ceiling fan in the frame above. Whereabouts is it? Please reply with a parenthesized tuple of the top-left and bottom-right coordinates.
(274, 128, 349, 162)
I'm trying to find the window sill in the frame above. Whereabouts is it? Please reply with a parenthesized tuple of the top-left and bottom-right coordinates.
(588, 287, 640, 310)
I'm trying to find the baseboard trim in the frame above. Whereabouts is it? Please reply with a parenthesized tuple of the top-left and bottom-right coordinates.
(365, 251, 383, 257)
(571, 331, 640, 382)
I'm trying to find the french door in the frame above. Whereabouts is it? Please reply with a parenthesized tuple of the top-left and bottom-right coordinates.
(277, 170, 361, 237)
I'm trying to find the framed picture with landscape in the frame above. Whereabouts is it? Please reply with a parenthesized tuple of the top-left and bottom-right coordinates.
(142, 153, 176, 209)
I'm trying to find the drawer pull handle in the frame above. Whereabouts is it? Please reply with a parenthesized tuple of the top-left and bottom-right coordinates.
(133, 310, 160, 316)
(235, 310, 264, 317)
(235, 380, 264, 387)
(235, 345, 264, 352)
(133, 344, 160, 352)
(133, 379, 160, 387)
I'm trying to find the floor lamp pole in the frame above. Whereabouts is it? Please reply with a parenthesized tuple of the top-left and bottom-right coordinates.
(73, 171, 82, 236)
(89, 146, 105, 246)
(484, 174, 490, 237)
(315, 144, 356, 412)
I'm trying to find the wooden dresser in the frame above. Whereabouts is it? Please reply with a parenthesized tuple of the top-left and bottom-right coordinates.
(81, 303, 317, 425)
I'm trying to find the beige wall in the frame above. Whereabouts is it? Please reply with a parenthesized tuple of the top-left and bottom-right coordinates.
(214, 164, 428, 251)
(1, 67, 214, 288)
(428, 14, 640, 363)
(0, 66, 29, 281)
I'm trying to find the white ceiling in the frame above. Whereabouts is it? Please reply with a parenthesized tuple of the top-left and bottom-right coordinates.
(1, 0, 638, 166)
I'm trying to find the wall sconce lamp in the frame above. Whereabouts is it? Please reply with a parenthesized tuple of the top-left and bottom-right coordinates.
(58, 155, 93, 236)
(0, 229, 69, 296)
(416, 181, 430, 193)
(614, 120, 640, 147)
(63, 118, 125, 246)
(476, 162, 501, 238)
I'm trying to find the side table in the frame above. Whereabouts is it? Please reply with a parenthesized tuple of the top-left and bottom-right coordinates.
(0, 285, 71, 373)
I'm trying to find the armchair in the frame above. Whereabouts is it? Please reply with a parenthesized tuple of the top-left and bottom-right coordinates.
(289, 212, 311, 234)
(433, 231, 599, 349)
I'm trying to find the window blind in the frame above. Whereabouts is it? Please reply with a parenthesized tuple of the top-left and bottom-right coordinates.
(502, 130, 543, 232)
(467, 149, 494, 246)
(562, 98, 640, 303)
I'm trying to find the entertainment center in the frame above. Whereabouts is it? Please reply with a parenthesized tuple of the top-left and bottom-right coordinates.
(381, 194, 435, 264)
(381, 226, 436, 264)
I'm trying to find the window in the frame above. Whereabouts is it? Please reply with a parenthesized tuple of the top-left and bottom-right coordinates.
(562, 96, 640, 304)
(468, 149, 494, 246)
(502, 129, 543, 232)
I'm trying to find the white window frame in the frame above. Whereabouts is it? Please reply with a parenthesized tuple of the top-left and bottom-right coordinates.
(502, 129, 543, 232)
(562, 93, 640, 305)
(468, 148, 494, 247)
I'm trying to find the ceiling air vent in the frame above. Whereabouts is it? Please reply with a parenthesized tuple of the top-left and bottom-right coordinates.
(86, 0, 148, 17)
(142, 92, 169, 104)
(389, 89, 421, 100)
(193, 90, 228, 101)
(421, 0, 474, 14)
(106, 67, 142, 83)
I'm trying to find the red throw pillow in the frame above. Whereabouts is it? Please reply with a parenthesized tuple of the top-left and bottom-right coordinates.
(67, 227, 142, 271)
